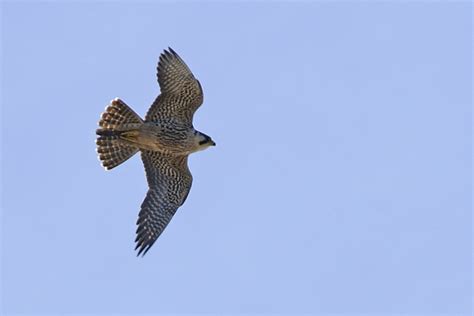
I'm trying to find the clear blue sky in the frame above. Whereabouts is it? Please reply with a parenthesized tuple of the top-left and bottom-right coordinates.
(1, 1, 471, 315)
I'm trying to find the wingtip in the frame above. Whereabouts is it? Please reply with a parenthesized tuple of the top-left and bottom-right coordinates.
(135, 244, 150, 257)
(162, 47, 179, 58)
(135, 247, 143, 257)
(158, 47, 184, 68)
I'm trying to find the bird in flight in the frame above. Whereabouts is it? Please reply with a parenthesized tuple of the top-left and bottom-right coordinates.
(96, 48, 215, 256)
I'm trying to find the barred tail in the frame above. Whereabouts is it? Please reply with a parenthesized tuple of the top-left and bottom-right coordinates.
(96, 98, 144, 170)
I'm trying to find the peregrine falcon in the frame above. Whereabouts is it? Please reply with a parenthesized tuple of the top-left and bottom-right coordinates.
(95, 48, 215, 256)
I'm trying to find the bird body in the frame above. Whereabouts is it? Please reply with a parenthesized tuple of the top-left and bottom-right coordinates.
(96, 48, 214, 256)
(111, 119, 211, 155)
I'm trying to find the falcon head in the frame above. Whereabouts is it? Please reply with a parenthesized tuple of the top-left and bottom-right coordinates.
(195, 131, 215, 151)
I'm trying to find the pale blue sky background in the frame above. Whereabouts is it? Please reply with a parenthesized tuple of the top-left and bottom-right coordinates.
(1, 1, 472, 315)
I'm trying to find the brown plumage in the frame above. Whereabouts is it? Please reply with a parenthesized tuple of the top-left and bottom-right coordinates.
(96, 48, 215, 256)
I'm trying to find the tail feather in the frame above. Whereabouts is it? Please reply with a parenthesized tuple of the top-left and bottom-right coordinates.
(96, 98, 143, 170)
(98, 98, 143, 130)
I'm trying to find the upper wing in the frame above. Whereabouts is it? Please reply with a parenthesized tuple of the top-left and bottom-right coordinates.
(135, 150, 193, 256)
(145, 48, 203, 123)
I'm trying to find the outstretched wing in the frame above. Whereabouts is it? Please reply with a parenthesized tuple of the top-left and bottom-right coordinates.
(145, 48, 204, 123)
(135, 150, 193, 256)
